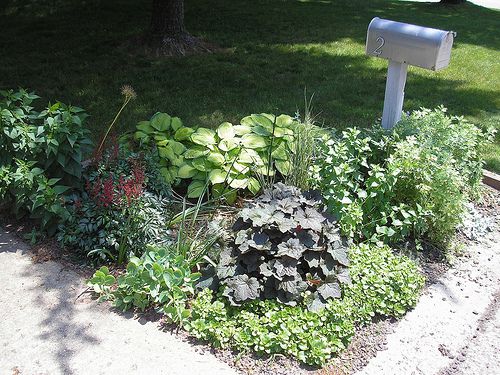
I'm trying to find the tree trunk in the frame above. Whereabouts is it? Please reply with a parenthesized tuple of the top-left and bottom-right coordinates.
(146, 0, 211, 56)
(150, 0, 185, 38)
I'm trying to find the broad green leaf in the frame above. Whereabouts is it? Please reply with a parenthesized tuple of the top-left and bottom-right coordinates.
(174, 127, 195, 141)
(184, 147, 210, 159)
(238, 148, 263, 165)
(134, 131, 148, 141)
(252, 125, 272, 136)
(207, 152, 225, 166)
(160, 167, 175, 183)
(247, 177, 261, 195)
(136, 121, 154, 134)
(229, 177, 248, 189)
(171, 117, 182, 131)
(241, 134, 267, 149)
(192, 157, 210, 172)
(187, 180, 206, 198)
(275, 114, 294, 128)
(218, 138, 239, 152)
(217, 122, 235, 139)
(275, 159, 291, 175)
(271, 142, 288, 160)
(53, 185, 70, 194)
(150, 112, 171, 131)
(233, 125, 252, 135)
(191, 128, 216, 146)
(158, 146, 176, 161)
(208, 169, 227, 184)
(178, 164, 197, 179)
(169, 140, 187, 155)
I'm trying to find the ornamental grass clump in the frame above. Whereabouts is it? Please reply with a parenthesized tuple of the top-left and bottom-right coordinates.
(210, 183, 351, 311)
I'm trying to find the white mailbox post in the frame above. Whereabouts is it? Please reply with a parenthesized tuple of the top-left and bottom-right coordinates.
(366, 17, 455, 129)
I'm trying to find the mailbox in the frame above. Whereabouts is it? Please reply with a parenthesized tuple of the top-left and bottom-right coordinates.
(366, 17, 454, 71)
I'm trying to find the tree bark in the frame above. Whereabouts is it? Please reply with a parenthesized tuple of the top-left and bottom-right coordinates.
(150, 0, 185, 38)
(145, 0, 211, 56)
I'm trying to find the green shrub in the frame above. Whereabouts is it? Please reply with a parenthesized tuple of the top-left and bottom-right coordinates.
(313, 108, 494, 248)
(186, 243, 424, 366)
(312, 128, 425, 244)
(0, 89, 92, 233)
(389, 107, 495, 245)
(395, 107, 494, 198)
(130, 112, 309, 201)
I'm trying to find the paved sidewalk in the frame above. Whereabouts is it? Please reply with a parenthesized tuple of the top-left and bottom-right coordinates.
(356, 232, 500, 375)
(0, 228, 237, 375)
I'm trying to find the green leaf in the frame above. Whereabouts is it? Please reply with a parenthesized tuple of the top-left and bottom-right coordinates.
(171, 117, 183, 131)
(218, 138, 239, 152)
(241, 134, 268, 149)
(191, 128, 216, 146)
(187, 180, 206, 198)
(174, 127, 195, 141)
(217, 122, 235, 139)
(192, 158, 210, 172)
(275, 114, 294, 127)
(233, 125, 252, 135)
(136, 121, 154, 134)
(184, 147, 210, 159)
(206, 152, 225, 166)
(208, 169, 227, 184)
(247, 177, 261, 195)
(275, 159, 291, 175)
(169, 140, 187, 155)
(271, 143, 288, 160)
(178, 163, 197, 179)
(53, 185, 70, 194)
(150, 112, 171, 131)
(229, 177, 248, 189)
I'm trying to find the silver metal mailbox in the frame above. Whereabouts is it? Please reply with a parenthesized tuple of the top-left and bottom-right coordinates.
(366, 17, 454, 71)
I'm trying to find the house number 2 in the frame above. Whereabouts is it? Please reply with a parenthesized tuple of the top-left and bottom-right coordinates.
(373, 36, 385, 55)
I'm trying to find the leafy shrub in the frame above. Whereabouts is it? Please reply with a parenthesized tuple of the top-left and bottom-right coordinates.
(313, 128, 425, 244)
(0, 89, 92, 233)
(313, 108, 494, 247)
(389, 108, 495, 245)
(187, 243, 424, 366)
(207, 183, 350, 310)
(395, 107, 494, 198)
(87, 246, 201, 325)
(131, 112, 306, 200)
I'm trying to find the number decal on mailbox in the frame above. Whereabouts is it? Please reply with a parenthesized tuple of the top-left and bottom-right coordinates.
(373, 36, 385, 55)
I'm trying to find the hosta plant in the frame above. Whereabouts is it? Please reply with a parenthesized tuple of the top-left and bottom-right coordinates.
(131, 112, 303, 200)
(208, 183, 350, 311)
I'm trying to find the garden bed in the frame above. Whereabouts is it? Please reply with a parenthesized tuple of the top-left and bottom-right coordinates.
(0, 89, 498, 372)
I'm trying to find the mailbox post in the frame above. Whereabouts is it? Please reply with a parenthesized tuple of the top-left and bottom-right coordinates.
(366, 18, 455, 129)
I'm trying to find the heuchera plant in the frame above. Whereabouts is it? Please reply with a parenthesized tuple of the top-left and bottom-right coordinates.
(206, 183, 350, 311)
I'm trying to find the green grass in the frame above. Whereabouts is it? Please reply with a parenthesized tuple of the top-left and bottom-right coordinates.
(1, 0, 499, 171)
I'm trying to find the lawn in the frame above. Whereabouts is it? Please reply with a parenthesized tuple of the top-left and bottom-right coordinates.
(1, 0, 499, 171)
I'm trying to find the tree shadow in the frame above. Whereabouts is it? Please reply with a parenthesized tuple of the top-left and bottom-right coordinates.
(0, 0, 497, 130)
(0, 228, 100, 374)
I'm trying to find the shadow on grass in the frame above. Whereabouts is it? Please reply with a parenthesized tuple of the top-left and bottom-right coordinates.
(0, 0, 498, 133)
